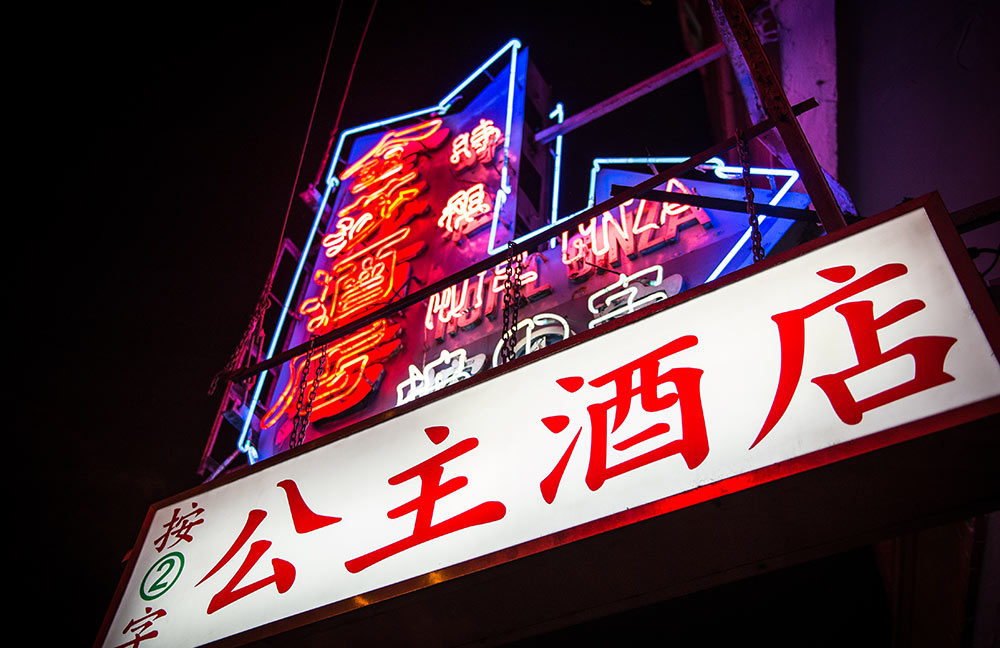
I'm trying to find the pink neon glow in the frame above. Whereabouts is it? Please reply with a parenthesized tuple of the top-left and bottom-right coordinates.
(438, 184, 494, 235)
(558, 179, 701, 267)
(450, 118, 504, 171)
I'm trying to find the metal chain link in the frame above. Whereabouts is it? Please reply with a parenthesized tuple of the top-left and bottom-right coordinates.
(736, 129, 765, 263)
(290, 337, 317, 448)
(499, 241, 522, 364)
(208, 281, 273, 395)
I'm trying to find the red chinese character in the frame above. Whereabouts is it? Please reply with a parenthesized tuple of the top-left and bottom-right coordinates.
(152, 502, 204, 553)
(345, 426, 506, 573)
(753, 263, 957, 448)
(539, 335, 708, 504)
(113, 606, 165, 648)
(196, 480, 341, 614)
(263, 321, 403, 433)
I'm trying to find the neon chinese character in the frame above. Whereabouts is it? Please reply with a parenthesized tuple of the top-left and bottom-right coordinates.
(152, 502, 204, 553)
(438, 184, 494, 241)
(489, 312, 572, 366)
(196, 480, 340, 614)
(539, 335, 708, 503)
(470, 119, 503, 162)
(326, 119, 447, 257)
(395, 347, 487, 406)
(265, 228, 424, 431)
(262, 320, 402, 431)
(300, 228, 418, 333)
(587, 266, 683, 328)
(450, 132, 473, 168)
(449, 118, 504, 172)
(345, 426, 506, 573)
(112, 607, 165, 648)
(752, 263, 957, 448)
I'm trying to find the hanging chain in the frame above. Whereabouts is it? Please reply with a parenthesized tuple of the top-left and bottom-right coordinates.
(208, 281, 273, 396)
(290, 337, 323, 448)
(499, 241, 522, 364)
(736, 129, 765, 263)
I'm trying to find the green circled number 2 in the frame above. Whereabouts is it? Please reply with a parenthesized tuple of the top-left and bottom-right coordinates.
(140, 552, 185, 601)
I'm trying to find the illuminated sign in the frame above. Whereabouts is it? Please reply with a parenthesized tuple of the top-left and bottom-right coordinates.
(251, 41, 531, 460)
(255, 151, 814, 461)
(100, 203, 1000, 648)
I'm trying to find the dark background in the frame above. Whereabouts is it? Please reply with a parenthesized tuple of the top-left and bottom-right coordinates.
(17, 2, 891, 645)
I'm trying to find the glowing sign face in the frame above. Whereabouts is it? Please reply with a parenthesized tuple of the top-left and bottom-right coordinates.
(327, 120, 447, 258)
(101, 205, 1000, 648)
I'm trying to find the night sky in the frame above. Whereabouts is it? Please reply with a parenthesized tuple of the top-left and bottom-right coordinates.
(20, 3, 724, 644)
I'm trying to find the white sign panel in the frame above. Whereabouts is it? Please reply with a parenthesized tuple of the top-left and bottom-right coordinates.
(99, 205, 1000, 648)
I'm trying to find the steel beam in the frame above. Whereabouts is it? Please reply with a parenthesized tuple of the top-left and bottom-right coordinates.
(609, 186, 819, 223)
(711, 0, 847, 232)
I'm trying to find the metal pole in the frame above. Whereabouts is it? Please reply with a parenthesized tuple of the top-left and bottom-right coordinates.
(712, 0, 847, 232)
(534, 44, 726, 144)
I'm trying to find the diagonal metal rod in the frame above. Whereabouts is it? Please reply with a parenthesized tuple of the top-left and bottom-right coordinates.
(610, 186, 819, 223)
(712, 0, 846, 232)
(534, 43, 726, 144)
(224, 97, 819, 384)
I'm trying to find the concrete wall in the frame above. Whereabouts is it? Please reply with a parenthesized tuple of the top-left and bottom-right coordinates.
(838, 0, 1000, 216)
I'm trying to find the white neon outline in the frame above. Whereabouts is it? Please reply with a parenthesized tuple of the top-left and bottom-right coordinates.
(236, 40, 523, 463)
(548, 103, 564, 225)
(547, 103, 565, 249)
(703, 165, 800, 282)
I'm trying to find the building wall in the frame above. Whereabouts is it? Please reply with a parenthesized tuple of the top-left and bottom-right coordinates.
(838, 0, 1000, 216)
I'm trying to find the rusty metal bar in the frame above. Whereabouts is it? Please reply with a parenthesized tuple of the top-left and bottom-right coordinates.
(610, 186, 819, 223)
(534, 43, 726, 144)
(224, 98, 819, 384)
(712, 0, 846, 232)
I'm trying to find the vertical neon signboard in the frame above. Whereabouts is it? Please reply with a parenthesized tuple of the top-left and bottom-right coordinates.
(256, 44, 530, 459)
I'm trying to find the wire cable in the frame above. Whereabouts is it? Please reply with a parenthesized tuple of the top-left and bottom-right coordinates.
(314, 0, 379, 186)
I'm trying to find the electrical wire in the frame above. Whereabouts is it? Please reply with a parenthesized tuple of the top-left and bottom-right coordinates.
(315, 0, 379, 186)
(209, 3, 343, 396)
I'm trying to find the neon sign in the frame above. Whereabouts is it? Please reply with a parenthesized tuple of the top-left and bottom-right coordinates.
(438, 183, 494, 241)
